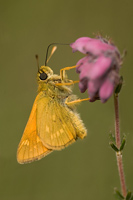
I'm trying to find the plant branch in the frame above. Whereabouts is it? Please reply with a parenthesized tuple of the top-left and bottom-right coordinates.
(114, 93, 127, 198)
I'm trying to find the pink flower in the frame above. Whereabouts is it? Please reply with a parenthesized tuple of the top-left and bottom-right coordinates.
(70, 36, 122, 103)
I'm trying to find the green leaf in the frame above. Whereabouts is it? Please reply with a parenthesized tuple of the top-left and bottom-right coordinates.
(120, 138, 126, 151)
(130, 196, 133, 200)
(110, 142, 119, 152)
(109, 133, 116, 143)
(114, 188, 124, 199)
(126, 191, 132, 200)
(115, 76, 123, 94)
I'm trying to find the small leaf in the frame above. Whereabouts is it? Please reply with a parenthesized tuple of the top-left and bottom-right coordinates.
(120, 138, 126, 151)
(110, 142, 119, 152)
(115, 76, 123, 94)
(109, 133, 116, 143)
(126, 191, 132, 200)
(114, 188, 124, 199)
(130, 196, 133, 200)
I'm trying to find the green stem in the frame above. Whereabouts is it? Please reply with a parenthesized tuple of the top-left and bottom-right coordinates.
(114, 93, 127, 198)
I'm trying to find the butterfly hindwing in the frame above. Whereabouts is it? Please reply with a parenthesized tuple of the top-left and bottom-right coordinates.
(36, 93, 87, 150)
(17, 94, 52, 164)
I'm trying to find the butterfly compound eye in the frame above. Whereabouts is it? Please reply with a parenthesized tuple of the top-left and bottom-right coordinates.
(40, 72, 48, 80)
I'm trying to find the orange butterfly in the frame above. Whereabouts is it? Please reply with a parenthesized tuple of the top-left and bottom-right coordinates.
(17, 47, 87, 164)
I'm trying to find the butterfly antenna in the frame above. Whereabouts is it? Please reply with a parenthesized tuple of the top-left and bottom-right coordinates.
(46, 46, 57, 65)
(35, 54, 40, 72)
(45, 43, 70, 66)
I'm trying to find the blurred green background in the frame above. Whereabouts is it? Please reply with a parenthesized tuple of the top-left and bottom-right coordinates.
(0, 0, 133, 199)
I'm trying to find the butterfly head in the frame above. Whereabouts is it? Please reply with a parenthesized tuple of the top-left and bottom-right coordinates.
(37, 66, 53, 82)
(37, 65, 72, 95)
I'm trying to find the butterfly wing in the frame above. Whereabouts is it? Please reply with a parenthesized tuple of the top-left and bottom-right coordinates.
(17, 93, 52, 164)
(37, 94, 87, 150)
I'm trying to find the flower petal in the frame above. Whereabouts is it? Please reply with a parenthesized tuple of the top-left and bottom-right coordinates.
(79, 79, 88, 93)
(70, 37, 92, 53)
(99, 79, 114, 103)
(76, 56, 90, 73)
(88, 55, 112, 80)
(79, 63, 92, 80)
(71, 37, 117, 55)
(88, 79, 103, 99)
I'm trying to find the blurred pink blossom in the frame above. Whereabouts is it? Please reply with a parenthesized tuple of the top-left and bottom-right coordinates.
(70, 36, 122, 103)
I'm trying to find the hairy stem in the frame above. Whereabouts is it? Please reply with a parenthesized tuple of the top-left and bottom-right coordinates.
(114, 93, 127, 198)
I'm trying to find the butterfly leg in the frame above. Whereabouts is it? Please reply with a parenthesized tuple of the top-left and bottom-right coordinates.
(65, 98, 90, 106)
(55, 80, 79, 86)
(60, 65, 77, 80)
(55, 65, 80, 86)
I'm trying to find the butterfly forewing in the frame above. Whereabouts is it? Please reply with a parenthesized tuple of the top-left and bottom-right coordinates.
(17, 94, 52, 164)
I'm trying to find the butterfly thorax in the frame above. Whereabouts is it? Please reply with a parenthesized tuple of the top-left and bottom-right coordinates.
(37, 66, 73, 99)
